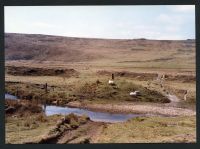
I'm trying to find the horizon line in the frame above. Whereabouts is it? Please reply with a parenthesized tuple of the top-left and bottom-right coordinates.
(5, 32, 196, 41)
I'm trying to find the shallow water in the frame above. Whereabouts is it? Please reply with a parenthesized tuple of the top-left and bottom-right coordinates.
(5, 93, 141, 122)
(5, 93, 17, 100)
(44, 105, 141, 123)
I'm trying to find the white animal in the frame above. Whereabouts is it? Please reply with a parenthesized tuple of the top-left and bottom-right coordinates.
(130, 91, 140, 96)
(108, 80, 114, 84)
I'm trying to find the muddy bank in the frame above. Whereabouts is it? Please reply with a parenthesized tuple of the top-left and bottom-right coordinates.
(67, 101, 196, 117)
(97, 70, 196, 83)
(5, 66, 79, 77)
(5, 81, 75, 105)
(97, 70, 157, 81)
(165, 74, 196, 83)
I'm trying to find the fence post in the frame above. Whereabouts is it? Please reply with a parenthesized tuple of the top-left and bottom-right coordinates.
(112, 73, 114, 80)
(45, 83, 48, 94)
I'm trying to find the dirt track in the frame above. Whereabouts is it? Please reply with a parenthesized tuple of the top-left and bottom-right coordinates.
(56, 121, 104, 144)
(37, 120, 104, 144)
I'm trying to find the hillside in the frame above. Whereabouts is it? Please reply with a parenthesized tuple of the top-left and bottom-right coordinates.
(5, 33, 195, 68)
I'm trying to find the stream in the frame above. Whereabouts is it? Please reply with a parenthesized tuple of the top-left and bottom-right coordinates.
(5, 93, 17, 100)
(5, 93, 142, 123)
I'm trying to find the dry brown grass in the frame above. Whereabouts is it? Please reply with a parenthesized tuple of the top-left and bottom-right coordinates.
(4, 33, 196, 144)
(5, 114, 63, 144)
(5, 33, 195, 69)
(97, 116, 196, 143)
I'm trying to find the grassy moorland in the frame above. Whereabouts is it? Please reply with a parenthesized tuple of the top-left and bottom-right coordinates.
(5, 33, 196, 143)
(97, 116, 196, 143)
(5, 64, 195, 108)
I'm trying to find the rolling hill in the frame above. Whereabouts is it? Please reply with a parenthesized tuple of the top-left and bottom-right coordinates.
(5, 33, 195, 68)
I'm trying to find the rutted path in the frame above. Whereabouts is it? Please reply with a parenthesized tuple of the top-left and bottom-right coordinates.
(45, 121, 104, 144)
(57, 121, 104, 144)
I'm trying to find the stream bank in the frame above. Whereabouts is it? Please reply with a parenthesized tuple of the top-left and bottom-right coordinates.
(66, 101, 196, 116)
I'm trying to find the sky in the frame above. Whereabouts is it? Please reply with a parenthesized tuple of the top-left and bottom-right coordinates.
(4, 5, 195, 40)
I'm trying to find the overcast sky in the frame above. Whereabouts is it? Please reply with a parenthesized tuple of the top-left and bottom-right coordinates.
(5, 5, 195, 40)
